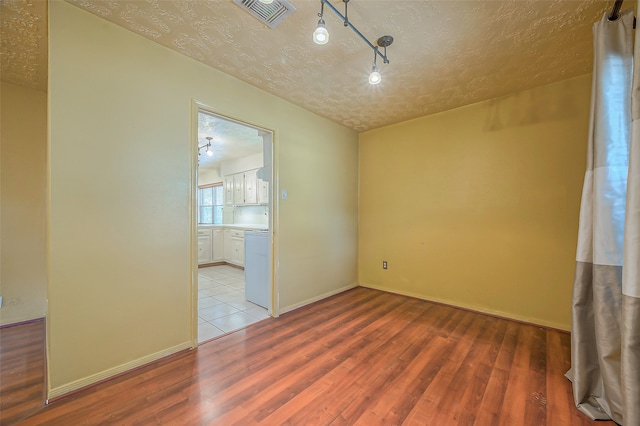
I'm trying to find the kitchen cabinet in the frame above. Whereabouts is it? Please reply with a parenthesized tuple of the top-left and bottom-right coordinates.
(225, 169, 263, 206)
(257, 178, 269, 205)
(212, 229, 224, 262)
(229, 229, 245, 267)
(233, 174, 245, 205)
(200, 227, 253, 267)
(224, 176, 234, 206)
(197, 229, 212, 265)
(224, 229, 232, 261)
(244, 169, 258, 205)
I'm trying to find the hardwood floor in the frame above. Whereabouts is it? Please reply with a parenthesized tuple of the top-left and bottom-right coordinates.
(13, 288, 610, 425)
(0, 319, 46, 425)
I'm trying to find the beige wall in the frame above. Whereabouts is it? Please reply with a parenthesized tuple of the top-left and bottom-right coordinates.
(48, 1, 358, 397)
(359, 75, 591, 330)
(197, 168, 223, 186)
(0, 82, 48, 326)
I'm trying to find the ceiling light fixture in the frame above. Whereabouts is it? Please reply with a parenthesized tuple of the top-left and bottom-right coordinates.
(368, 48, 381, 85)
(258, 0, 274, 4)
(313, 18, 329, 45)
(198, 136, 214, 158)
(312, 0, 393, 85)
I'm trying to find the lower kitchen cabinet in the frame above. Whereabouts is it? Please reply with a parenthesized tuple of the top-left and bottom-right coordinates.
(224, 229, 232, 261)
(197, 229, 212, 265)
(212, 229, 224, 262)
(229, 230, 245, 267)
(200, 227, 247, 267)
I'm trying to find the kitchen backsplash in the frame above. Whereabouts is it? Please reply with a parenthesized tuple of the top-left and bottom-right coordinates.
(225, 205, 269, 226)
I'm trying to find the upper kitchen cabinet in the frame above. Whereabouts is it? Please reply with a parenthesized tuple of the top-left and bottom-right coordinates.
(225, 169, 263, 206)
(244, 169, 258, 205)
(257, 177, 269, 205)
(233, 173, 245, 205)
(224, 176, 234, 206)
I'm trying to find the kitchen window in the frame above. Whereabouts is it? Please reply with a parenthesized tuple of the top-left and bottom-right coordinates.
(198, 183, 223, 225)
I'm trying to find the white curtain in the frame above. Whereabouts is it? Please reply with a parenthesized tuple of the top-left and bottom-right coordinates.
(567, 8, 640, 425)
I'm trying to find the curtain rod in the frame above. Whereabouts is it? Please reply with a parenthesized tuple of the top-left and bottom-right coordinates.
(608, 0, 636, 28)
(609, 0, 624, 21)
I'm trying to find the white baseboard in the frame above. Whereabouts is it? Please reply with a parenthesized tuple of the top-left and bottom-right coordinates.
(47, 341, 192, 401)
(279, 282, 358, 315)
(360, 282, 570, 332)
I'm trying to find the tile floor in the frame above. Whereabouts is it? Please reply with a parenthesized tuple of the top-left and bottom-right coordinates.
(198, 264, 270, 343)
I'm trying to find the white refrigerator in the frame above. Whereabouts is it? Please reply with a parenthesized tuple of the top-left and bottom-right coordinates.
(244, 230, 270, 309)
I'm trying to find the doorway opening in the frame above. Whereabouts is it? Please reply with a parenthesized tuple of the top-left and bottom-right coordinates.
(193, 105, 274, 344)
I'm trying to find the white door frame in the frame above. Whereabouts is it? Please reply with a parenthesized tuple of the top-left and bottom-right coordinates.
(190, 100, 278, 346)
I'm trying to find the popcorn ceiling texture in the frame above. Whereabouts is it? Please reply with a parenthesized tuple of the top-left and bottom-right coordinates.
(0, 0, 47, 91)
(1, 0, 628, 131)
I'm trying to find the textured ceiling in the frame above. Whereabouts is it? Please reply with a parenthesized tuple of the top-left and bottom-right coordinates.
(198, 110, 264, 169)
(1, 1, 632, 132)
(0, 0, 47, 91)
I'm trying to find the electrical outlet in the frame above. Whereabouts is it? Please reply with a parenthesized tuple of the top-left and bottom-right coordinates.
(383, 261, 388, 269)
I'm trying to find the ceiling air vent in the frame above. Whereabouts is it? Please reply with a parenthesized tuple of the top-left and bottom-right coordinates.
(233, 0, 296, 29)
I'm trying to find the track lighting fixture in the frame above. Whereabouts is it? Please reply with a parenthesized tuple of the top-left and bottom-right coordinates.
(205, 137, 213, 156)
(198, 136, 214, 158)
(312, 0, 393, 85)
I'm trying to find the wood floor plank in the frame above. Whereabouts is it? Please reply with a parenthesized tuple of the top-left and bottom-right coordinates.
(0, 319, 46, 425)
(422, 312, 487, 421)
(473, 365, 510, 425)
(351, 336, 453, 425)
(7, 288, 614, 426)
(546, 331, 573, 426)
(214, 294, 408, 415)
(498, 324, 534, 425)
(270, 298, 432, 425)
(524, 327, 547, 425)
(336, 302, 451, 424)
(218, 295, 413, 424)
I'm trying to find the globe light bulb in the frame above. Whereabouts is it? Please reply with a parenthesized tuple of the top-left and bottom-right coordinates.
(313, 19, 329, 45)
(206, 148, 213, 157)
